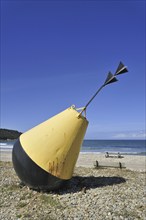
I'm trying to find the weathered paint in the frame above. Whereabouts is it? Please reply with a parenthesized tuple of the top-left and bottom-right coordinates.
(20, 106, 88, 179)
(12, 139, 67, 191)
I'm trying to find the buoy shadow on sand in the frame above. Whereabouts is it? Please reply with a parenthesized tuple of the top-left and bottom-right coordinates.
(19, 175, 126, 194)
(32, 175, 125, 194)
(19, 176, 126, 195)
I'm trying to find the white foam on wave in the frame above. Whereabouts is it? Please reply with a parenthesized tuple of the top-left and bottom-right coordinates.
(0, 142, 14, 150)
(80, 152, 102, 154)
(0, 143, 7, 146)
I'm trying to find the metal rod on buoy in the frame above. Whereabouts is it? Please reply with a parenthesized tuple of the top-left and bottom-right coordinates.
(78, 62, 128, 116)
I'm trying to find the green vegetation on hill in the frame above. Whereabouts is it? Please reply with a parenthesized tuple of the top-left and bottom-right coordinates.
(0, 129, 22, 140)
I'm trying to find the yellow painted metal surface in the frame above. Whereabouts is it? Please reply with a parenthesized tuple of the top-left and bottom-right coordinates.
(20, 106, 88, 179)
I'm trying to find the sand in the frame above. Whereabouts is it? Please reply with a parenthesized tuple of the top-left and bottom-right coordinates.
(0, 149, 145, 172)
(77, 153, 146, 172)
(0, 150, 12, 162)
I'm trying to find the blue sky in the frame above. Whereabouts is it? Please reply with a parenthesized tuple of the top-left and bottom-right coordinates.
(1, 0, 145, 139)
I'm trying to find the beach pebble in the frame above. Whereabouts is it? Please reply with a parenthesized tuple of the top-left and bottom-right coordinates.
(0, 162, 145, 220)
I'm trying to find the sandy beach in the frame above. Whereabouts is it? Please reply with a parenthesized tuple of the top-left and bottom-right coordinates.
(1, 149, 145, 172)
(77, 153, 146, 172)
(0, 150, 145, 219)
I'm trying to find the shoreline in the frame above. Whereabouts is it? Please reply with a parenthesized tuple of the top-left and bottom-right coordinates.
(80, 151, 146, 156)
(1, 148, 145, 155)
(0, 149, 145, 172)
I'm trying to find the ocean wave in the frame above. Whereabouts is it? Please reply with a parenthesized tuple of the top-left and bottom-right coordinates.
(0, 145, 13, 149)
(0, 148, 12, 151)
(0, 143, 7, 146)
(80, 150, 146, 155)
(0, 142, 14, 150)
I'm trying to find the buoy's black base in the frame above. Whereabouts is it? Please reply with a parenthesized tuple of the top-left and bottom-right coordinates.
(12, 138, 68, 191)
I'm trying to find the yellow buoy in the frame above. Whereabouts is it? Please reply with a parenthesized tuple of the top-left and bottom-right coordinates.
(12, 106, 88, 190)
(12, 62, 128, 191)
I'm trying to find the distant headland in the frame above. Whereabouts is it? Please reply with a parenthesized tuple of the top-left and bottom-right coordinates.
(0, 128, 22, 140)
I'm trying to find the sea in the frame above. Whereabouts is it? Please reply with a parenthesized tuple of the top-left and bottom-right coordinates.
(0, 139, 145, 155)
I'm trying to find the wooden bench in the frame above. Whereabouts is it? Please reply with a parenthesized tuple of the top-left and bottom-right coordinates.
(105, 152, 123, 158)
(94, 160, 126, 169)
